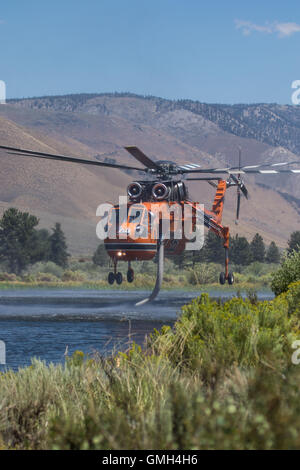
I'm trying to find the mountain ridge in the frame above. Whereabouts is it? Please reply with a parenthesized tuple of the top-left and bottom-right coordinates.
(9, 92, 300, 156)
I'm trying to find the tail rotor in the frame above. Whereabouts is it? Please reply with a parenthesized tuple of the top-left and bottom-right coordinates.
(229, 148, 249, 224)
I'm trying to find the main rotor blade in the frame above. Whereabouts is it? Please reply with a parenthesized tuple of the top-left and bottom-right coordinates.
(231, 160, 300, 171)
(186, 177, 221, 181)
(236, 190, 241, 224)
(207, 180, 218, 188)
(230, 174, 249, 199)
(183, 167, 300, 175)
(238, 147, 242, 171)
(0, 145, 146, 172)
(182, 147, 300, 174)
(124, 146, 159, 170)
(240, 183, 248, 199)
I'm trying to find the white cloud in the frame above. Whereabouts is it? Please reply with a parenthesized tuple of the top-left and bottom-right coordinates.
(275, 22, 300, 37)
(235, 19, 300, 38)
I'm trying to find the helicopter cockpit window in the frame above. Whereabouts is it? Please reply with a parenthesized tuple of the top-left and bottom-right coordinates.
(128, 205, 145, 224)
(128, 205, 148, 238)
(148, 211, 157, 230)
(107, 206, 128, 237)
(101, 210, 109, 233)
(128, 210, 141, 223)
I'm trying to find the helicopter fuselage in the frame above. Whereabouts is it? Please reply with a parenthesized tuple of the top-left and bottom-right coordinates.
(104, 178, 229, 263)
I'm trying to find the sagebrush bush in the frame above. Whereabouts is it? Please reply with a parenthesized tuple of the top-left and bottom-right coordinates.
(22, 273, 36, 283)
(62, 270, 87, 282)
(271, 250, 300, 295)
(187, 263, 221, 285)
(68, 261, 103, 280)
(148, 293, 294, 384)
(25, 261, 63, 279)
(244, 262, 277, 277)
(35, 272, 60, 282)
(0, 286, 299, 450)
(0, 272, 18, 281)
(282, 281, 300, 318)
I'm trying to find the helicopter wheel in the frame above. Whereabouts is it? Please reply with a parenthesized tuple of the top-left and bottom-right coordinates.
(116, 272, 123, 285)
(127, 268, 134, 283)
(108, 272, 115, 285)
(219, 272, 226, 285)
(227, 272, 234, 285)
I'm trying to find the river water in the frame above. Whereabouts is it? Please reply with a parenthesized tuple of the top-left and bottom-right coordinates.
(0, 288, 273, 370)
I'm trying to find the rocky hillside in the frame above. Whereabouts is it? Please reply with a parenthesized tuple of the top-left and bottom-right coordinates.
(9, 93, 300, 155)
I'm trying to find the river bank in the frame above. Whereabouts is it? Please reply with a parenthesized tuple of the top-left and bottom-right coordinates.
(0, 279, 273, 292)
(0, 287, 274, 371)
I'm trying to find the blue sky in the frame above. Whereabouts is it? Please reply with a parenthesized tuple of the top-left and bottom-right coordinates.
(0, 0, 299, 103)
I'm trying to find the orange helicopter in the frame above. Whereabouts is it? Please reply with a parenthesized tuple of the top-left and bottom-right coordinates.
(0, 143, 299, 305)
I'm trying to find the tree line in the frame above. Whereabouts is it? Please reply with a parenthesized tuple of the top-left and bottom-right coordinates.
(1, 207, 300, 275)
(170, 230, 300, 270)
(0, 208, 69, 274)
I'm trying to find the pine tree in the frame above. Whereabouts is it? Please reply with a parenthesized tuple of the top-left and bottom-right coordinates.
(49, 223, 69, 268)
(287, 231, 300, 254)
(93, 244, 109, 267)
(250, 233, 265, 262)
(30, 229, 51, 264)
(0, 208, 40, 273)
(204, 231, 224, 263)
(265, 241, 280, 264)
(172, 251, 189, 270)
(191, 247, 206, 267)
(230, 234, 252, 266)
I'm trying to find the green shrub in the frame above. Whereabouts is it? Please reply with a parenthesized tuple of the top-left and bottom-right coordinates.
(258, 273, 273, 286)
(187, 263, 221, 285)
(26, 261, 63, 279)
(62, 270, 87, 282)
(35, 272, 60, 282)
(244, 262, 278, 277)
(244, 262, 265, 276)
(68, 261, 102, 280)
(0, 272, 18, 281)
(149, 293, 294, 382)
(283, 281, 300, 317)
(271, 250, 300, 295)
(22, 274, 36, 283)
(231, 272, 244, 284)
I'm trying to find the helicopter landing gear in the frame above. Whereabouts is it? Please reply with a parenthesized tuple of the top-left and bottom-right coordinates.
(219, 271, 234, 285)
(116, 272, 123, 285)
(127, 269, 134, 283)
(108, 259, 123, 285)
(107, 270, 125, 285)
(107, 259, 129, 285)
(127, 262, 134, 283)
(219, 234, 234, 285)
